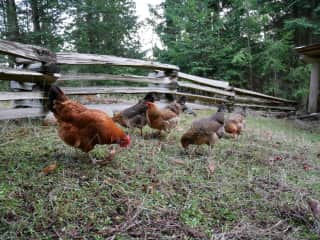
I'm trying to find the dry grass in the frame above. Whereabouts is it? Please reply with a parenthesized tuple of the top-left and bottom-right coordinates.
(0, 107, 319, 239)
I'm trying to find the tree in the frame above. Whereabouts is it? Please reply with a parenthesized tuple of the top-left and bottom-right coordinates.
(153, 0, 320, 100)
(66, 0, 141, 58)
(2, 0, 20, 41)
(10, 0, 69, 50)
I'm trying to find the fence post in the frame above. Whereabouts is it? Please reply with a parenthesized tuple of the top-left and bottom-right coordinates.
(12, 57, 59, 111)
(227, 90, 236, 112)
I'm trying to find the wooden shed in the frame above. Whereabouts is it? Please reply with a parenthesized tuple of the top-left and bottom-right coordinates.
(295, 43, 320, 113)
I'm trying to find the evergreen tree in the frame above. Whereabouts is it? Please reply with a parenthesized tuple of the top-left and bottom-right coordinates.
(153, 0, 320, 100)
(66, 0, 141, 58)
(16, 0, 68, 50)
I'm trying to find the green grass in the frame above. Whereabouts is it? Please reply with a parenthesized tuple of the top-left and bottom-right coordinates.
(0, 110, 319, 239)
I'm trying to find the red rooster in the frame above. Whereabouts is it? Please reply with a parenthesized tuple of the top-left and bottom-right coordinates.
(48, 85, 130, 164)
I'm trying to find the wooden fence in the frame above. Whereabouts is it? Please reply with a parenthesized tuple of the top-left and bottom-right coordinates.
(0, 40, 296, 120)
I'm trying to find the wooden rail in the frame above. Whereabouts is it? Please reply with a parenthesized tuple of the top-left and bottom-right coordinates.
(0, 92, 43, 101)
(178, 72, 229, 89)
(0, 39, 297, 121)
(234, 103, 296, 111)
(0, 108, 45, 121)
(178, 81, 234, 97)
(56, 52, 179, 71)
(0, 40, 56, 62)
(233, 87, 296, 104)
(0, 68, 58, 84)
(58, 73, 171, 84)
(0, 87, 175, 101)
(62, 86, 175, 95)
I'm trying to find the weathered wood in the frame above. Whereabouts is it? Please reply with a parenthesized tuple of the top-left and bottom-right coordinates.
(26, 61, 60, 74)
(0, 91, 43, 101)
(299, 55, 320, 64)
(235, 95, 284, 105)
(297, 113, 320, 120)
(0, 86, 175, 101)
(0, 40, 56, 62)
(0, 67, 59, 84)
(178, 72, 229, 89)
(56, 52, 179, 71)
(234, 103, 296, 111)
(233, 87, 296, 104)
(0, 108, 45, 120)
(15, 57, 34, 64)
(176, 92, 230, 103)
(62, 86, 175, 95)
(0, 87, 174, 100)
(295, 43, 320, 58)
(178, 81, 235, 97)
(58, 73, 171, 84)
(308, 62, 320, 113)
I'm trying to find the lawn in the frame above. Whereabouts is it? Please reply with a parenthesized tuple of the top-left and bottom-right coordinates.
(0, 108, 319, 239)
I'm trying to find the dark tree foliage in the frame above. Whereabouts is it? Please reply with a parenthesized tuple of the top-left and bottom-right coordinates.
(63, 0, 142, 74)
(152, 0, 320, 100)
(65, 0, 141, 58)
(0, 0, 319, 100)
(0, 0, 142, 77)
(0, 0, 141, 56)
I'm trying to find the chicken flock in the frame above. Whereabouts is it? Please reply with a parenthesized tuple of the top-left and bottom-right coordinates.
(48, 85, 246, 164)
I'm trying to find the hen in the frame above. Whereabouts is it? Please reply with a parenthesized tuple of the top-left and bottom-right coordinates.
(145, 101, 178, 135)
(48, 85, 130, 163)
(112, 93, 155, 136)
(164, 96, 196, 116)
(224, 107, 246, 138)
(181, 106, 225, 150)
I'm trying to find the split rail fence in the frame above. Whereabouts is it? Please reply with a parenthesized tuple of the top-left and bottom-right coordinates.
(0, 40, 296, 120)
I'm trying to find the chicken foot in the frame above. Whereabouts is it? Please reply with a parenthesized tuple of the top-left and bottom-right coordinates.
(90, 147, 117, 165)
(207, 145, 214, 155)
(189, 146, 201, 157)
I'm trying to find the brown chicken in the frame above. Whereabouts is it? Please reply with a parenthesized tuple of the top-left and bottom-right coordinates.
(145, 101, 178, 135)
(112, 93, 155, 136)
(164, 96, 197, 116)
(48, 85, 130, 163)
(224, 107, 246, 138)
(181, 106, 225, 150)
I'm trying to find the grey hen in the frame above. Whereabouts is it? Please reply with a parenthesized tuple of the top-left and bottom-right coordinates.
(181, 106, 225, 149)
(112, 93, 155, 136)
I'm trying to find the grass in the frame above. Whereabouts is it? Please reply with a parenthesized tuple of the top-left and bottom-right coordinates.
(0, 108, 320, 239)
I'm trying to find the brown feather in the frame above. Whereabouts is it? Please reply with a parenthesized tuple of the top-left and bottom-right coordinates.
(50, 86, 130, 153)
(146, 102, 178, 132)
(181, 115, 223, 149)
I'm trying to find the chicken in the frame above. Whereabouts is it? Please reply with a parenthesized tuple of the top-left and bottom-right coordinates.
(145, 101, 178, 135)
(48, 85, 130, 163)
(224, 107, 246, 138)
(181, 106, 225, 150)
(164, 101, 183, 116)
(112, 93, 155, 136)
(164, 95, 197, 116)
(209, 105, 225, 126)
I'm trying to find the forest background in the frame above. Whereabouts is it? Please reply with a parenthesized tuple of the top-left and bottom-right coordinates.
(1, 0, 320, 104)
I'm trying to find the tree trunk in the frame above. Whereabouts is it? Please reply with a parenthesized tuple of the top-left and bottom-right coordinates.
(30, 0, 42, 44)
(5, 0, 20, 41)
(247, 35, 253, 90)
(4, 0, 19, 67)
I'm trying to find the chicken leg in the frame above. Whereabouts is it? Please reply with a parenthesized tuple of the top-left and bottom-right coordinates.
(91, 147, 117, 165)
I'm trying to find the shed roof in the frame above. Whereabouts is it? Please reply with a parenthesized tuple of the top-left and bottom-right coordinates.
(295, 43, 320, 59)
